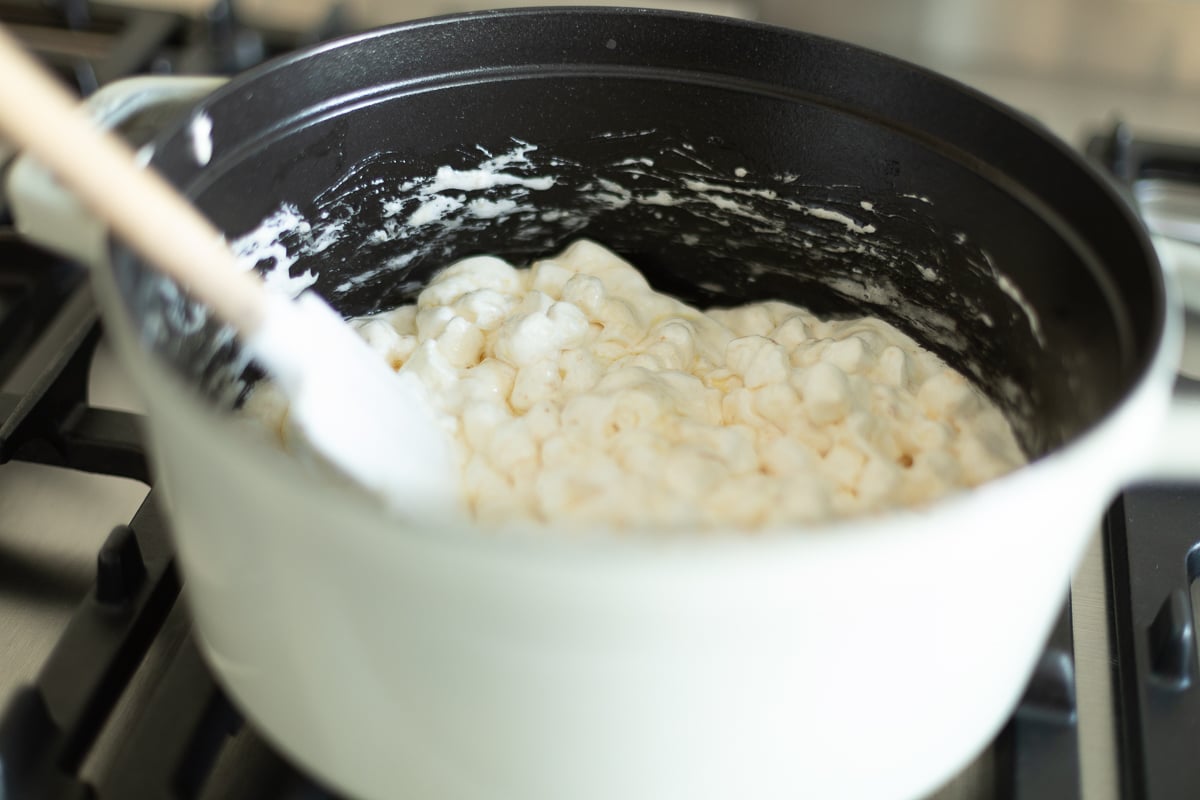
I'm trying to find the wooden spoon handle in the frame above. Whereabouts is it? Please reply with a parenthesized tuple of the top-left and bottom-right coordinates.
(0, 23, 268, 336)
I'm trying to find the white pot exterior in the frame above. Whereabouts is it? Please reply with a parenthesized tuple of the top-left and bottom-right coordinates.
(10, 63, 1188, 800)
(90, 252, 1181, 800)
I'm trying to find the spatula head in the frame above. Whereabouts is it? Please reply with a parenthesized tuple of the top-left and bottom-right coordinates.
(245, 291, 463, 518)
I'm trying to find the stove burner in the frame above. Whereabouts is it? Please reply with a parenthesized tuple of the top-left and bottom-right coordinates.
(0, 235, 85, 385)
(0, 0, 348, 97)
(0, 0, 186, 94)
(1088, 121, 1200, 248)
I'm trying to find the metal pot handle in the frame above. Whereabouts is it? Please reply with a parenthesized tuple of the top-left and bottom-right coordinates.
(4, 75, 228, 268)
(1144, 235, 1200, 481)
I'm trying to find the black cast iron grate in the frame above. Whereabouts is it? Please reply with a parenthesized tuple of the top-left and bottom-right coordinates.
(0, 291, 337, 799)
(1088, 121, 1200, 800)
(1106, 488, 1200, 800)
(0, 0, 348, 98)
(0, 236, 87, 387)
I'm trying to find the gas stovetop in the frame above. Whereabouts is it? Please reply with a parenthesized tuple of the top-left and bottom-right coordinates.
(2, 3, 1199, 799)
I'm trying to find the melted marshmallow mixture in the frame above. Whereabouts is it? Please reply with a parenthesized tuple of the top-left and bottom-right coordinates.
(247, 240, 1026, 529)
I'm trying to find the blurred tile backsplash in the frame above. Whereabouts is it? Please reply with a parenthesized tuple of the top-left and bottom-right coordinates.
(122, 0, 1200, 90)
(755, 0, 1200, 89)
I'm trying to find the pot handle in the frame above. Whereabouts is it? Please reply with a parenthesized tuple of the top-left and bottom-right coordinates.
(1143, 235, 1200, 481)
(4, 75, 228, 269)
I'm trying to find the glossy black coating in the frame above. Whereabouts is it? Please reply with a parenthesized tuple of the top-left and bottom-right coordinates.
(112, 8, 1164, 457)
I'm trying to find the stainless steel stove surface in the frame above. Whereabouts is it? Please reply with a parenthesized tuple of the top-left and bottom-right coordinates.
(2, 2, 1199, 798)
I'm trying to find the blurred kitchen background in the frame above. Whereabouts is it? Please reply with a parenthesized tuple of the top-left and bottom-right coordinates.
(105, 0, 1200, 145)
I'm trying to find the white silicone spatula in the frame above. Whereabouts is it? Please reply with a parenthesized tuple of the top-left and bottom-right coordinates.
(0, 25, 461, 518)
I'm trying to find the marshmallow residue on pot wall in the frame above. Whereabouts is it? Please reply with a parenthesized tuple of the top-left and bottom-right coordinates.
(222, 133, 1044, 445)
(189, 111, 213, 168)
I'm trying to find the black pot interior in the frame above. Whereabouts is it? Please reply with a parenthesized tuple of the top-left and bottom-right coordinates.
(113, 8, 1162, 460)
